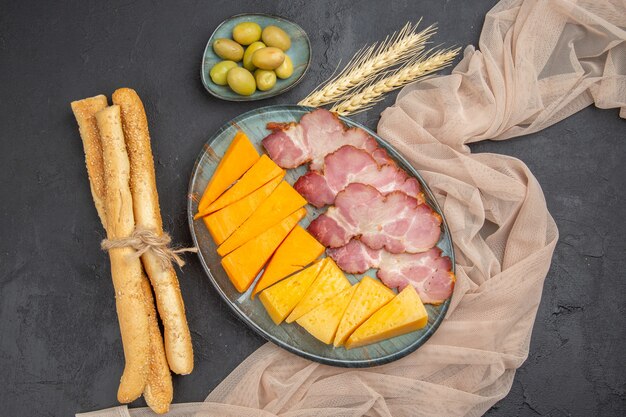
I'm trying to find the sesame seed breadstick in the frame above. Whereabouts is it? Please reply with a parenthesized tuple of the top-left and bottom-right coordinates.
(142, 278, 174, 414)
(70, 95, 109, 229)
(95, 105, 150, 403)
(112, 88, 194, 375)
(71, 96, 173, 413)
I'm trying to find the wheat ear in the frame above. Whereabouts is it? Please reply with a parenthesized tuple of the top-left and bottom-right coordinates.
(299, 21, 436, 108)
(329, 48, 460, 116)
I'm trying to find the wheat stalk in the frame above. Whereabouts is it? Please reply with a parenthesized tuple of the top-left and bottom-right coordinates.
(329, 47, 460, 116)
(299, 21, 436, 108)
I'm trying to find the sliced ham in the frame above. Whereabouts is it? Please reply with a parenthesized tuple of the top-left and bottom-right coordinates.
(308, 183, 441, 254)
(327, 239, 455, 304)
(294, 145, 423, 208)
(262, 108, 392, 171)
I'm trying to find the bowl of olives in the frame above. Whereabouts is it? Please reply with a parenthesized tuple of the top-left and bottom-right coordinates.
(201, 14, 311, 101)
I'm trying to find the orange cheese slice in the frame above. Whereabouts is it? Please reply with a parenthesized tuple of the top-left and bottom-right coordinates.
(286, 258, 351, 323)
(252, 225, 324, 297)
(297, 285, 357, 344)
(345, 285, 428, 349)
(333, 276, 395, 347)
(200, 155, 284, 217)
(217, 181, 306, 256)
(221, 208, 306, 293)
(203, 175, 283, 245)
(196, 131, 260, 216)
(259, 259, 326, 325)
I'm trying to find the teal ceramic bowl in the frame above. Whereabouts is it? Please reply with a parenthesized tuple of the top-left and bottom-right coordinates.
(201, 14, 311, 101)
(188, 105, 454, 367)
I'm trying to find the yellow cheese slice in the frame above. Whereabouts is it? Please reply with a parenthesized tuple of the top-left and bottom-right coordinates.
(203, 175, 283, 245)
(333, 276, 395, 347)
(345, 285, 428, 349)
(221, 208, 306, 293)
(197, 131, 260, 215)
(297, 285, 357, 344)
(286, 258, 351, 323)
(217, 181, 306, 256)
(252, 225, 325, 297)
(200, 155, 284, 217)
(259, 259, 326, 325)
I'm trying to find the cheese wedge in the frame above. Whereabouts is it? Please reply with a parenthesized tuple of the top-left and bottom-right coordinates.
(203, 175, 283, 245)
(252, 226, 324, 297)
(200, 155, 284, 217)
(217, 181, 306, 256)
(286, 258, 351, 323)
(196, 131, 260, 216)
(333, 276, 395, 347)
(297, 285, 357, 344)
(345, 285, 428, 349)
(221, 208, 306, 293)
(259, 259, 326, 325)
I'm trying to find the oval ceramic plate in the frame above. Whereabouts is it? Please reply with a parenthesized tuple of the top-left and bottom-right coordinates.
(201, 14, 311, 101)
(188, 105, 454, 367)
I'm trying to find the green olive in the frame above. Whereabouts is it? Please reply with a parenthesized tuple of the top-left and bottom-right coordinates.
(254, 69, 277, 91)
(261, 25, 291, 51)
(232, 22, 262, 45)
(251, 47, 285, 70)
(209, 60, 238, 85)
(213, 38, 244, 61)
(227, 67, 256, 96)
(274, 54, 294, 79)
(242, 41, 266, 71)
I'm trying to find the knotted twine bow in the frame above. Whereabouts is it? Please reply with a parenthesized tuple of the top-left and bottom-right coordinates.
(101, 227, 198, 269)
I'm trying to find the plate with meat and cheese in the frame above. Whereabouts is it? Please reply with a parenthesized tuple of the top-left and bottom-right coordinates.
(188, 105, 455, 367)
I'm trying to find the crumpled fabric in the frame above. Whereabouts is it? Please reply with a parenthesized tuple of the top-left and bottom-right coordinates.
(78, 0, 625, 416)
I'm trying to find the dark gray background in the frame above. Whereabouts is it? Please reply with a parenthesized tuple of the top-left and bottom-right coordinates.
(1, 1, 624, 416)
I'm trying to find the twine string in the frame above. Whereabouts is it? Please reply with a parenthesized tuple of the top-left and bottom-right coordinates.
(101, 227, 198, 269)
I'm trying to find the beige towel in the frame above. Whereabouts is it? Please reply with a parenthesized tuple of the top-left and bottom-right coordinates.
(78, 0, 625, 416)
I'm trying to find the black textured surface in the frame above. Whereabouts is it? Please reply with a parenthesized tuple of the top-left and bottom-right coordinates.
(0, 1, 624, 416)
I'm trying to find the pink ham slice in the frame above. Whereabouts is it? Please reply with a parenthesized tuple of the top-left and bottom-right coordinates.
(262, 108, 393, 171)
(308, 183, 441, 254)
(327, 239, 455, 304)
(294, 145, 423, 208)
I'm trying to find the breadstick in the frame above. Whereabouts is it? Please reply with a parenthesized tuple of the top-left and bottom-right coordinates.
(96, 105, 150, 402)
(112, 88, 194, 375)
(70, 95, 108, 228)
(142, 278, 174, 414)
(72, 96, 173, 413)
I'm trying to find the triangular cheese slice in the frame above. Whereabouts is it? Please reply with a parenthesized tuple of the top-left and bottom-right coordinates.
(297, 285, 357, 344)
(345, 285, 428, 349)
(221, 208, 306, 293)
(252, 226, 324, 297)
(197, 131, 259, 215)
(200, 155, 284, 217)
(286, 258, 351, 323)
(259, 259, 326, 325)
(334, 276, 395, 347)
(203, 175, 283, 245)
(217, 181, 306, 256)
